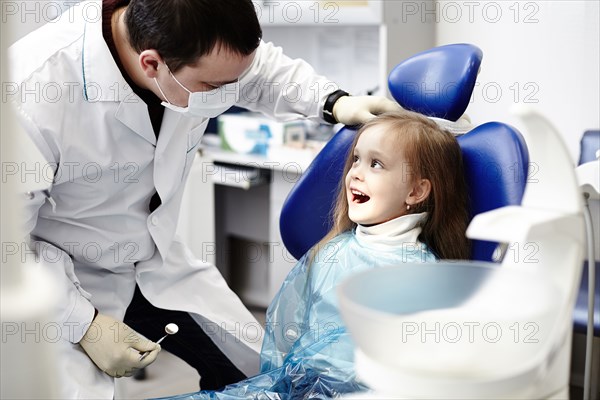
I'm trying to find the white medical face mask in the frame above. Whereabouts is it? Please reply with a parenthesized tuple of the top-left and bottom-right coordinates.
(154, 65, 239, 118)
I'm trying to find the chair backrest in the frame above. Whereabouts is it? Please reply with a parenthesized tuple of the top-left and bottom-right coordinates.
(457, 123, 529, 260)
(280, 44, 529, 262)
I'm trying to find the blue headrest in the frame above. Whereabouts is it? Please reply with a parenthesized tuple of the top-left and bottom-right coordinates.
(388, 44, 482, 121)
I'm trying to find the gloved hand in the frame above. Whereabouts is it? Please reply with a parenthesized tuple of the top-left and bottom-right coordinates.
(332, 95, 402, 126)
(79, 313, 161, 378)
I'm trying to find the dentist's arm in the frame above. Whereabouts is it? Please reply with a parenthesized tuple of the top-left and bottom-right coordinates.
(12, 100, 162, 374)
(237, 41, 400, 125)
(14, 107, 97, 344)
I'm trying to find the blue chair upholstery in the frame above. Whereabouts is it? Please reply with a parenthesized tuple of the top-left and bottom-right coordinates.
(457, 123, 528, 260)
(280, 44, 529, 262)
(279, 126, 358, 260)
(574, 261, 600, 336)
(574, 130, 600, 336)
(578, 130, 600, 165)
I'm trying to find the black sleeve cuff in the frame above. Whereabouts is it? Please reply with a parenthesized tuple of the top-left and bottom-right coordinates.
(322, 89, 350, 124)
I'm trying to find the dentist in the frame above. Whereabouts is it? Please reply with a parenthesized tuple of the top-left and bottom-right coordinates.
(8, 0, 400, 397)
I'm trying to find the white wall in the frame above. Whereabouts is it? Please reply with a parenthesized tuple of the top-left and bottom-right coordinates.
(262, 26, 382, 96)
(435, 0, 599, 162)
(3, 1, 68, 45)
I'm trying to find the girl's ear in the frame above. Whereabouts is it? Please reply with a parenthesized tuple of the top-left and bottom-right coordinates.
(406, 178, 431, 206)
(139, 49, 162, 79)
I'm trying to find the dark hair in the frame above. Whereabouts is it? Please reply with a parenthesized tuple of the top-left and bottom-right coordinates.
(312, 110, 471, 261)
(125, 0, 262, 72)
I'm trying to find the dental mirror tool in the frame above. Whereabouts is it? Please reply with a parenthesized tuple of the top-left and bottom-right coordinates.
(139, 323, 179, 361)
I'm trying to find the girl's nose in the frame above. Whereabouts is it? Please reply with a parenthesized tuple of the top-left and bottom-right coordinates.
(349, 165, 364, 181)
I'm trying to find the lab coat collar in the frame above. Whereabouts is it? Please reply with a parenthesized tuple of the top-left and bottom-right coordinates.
(81, 1, 157, 145)
(81, 1, 130, 103)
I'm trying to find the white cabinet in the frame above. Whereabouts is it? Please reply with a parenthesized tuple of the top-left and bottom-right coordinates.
(178, 147, 314, 308)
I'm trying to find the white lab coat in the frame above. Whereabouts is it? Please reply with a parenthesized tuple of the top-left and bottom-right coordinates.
(8, 1, 336, 398)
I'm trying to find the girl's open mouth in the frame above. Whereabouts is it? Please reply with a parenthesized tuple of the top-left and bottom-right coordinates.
(351, 189, 370, 204)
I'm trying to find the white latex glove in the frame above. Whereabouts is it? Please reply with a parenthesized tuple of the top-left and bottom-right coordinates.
(332, 95, 402, 126)
(79, 313, 161, 378)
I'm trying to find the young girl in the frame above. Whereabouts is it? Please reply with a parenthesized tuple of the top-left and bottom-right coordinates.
(169, 110, 470, 399)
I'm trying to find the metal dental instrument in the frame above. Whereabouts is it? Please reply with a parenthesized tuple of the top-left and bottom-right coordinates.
(139, 323, 179, 361)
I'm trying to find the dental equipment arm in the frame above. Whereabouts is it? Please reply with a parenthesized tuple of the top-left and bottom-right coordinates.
(465, 108, 585, 398)
(576, 154, 599, 400)
(582, 198, 596, 400)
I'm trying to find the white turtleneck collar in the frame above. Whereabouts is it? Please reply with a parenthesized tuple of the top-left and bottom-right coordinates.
(354, 212, 428, 250)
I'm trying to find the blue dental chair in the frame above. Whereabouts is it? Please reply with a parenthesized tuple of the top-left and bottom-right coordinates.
(280, 43, 529, 263)
(574, 130, 600, 338)
(279, 45, 598, 397)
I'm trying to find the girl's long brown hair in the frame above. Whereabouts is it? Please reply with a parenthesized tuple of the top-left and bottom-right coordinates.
(310, 110, 471, 261)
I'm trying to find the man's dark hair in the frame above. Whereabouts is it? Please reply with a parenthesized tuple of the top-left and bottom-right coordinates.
(125, 0, 262, 71)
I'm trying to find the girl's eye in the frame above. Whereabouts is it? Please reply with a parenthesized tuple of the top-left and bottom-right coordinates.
(353, 155, 359, 163)
(371, 160, 383, 169)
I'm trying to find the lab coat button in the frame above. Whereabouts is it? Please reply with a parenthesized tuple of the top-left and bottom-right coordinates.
(26, 191, 34, 200)
(151, 216, 159, 226)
